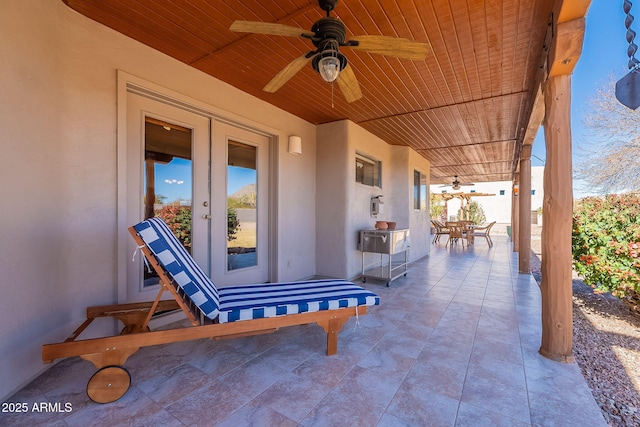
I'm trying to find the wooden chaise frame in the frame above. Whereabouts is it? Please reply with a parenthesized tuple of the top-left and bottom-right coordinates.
(41, 226, 368, 403)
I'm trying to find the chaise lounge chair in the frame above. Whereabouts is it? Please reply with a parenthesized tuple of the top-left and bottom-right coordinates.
(42, 218, 380, 403)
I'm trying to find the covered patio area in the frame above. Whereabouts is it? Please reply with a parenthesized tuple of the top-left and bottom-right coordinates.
(2, 236, 604, 426)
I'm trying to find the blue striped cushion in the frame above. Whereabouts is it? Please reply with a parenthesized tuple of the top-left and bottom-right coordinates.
(133, 218, 220, 320)
(218, 279, 380, 323)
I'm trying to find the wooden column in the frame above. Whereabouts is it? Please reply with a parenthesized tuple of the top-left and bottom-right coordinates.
(512, 176, 520, 252)
(519, 146, 532, 273)
(540, 75, 574, 362)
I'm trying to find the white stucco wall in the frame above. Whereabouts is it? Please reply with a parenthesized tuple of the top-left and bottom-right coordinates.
(431, 166, 544, 224)
(316, 121, 431, 280)
(0, 0, 318, 400)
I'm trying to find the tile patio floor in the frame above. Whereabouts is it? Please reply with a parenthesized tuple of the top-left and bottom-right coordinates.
(1, 236, 606, 426)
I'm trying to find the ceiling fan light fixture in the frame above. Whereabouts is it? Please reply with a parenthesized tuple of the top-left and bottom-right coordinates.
(318, 55, 341, 82)
(312, 47, 347, 83)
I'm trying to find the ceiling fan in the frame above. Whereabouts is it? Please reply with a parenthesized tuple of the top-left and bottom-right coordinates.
(440, 176, 475, 191)
(229, 0, 429, 103)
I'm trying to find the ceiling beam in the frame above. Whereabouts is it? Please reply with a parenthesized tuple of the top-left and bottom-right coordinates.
(418, 138, 516, 152)
(357, 92, 528, 125)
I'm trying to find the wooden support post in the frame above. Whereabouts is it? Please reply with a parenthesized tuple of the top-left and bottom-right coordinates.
(519, 146, 532, 273)
(540, 75, 574, 362)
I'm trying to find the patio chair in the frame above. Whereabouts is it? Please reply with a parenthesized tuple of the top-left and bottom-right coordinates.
(472, 221, 496, 246)
(42, 218, 379, 403)
(431, 219, 449, 244)
(445, 221, 469, 248)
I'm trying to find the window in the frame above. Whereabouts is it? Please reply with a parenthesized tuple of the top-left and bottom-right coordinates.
(531, 189, 536, 195)
(413, 170, 427, 210)
(355, 153, 381, 187)
(143, 117, 193, 287)
(500, 190, 505, 195)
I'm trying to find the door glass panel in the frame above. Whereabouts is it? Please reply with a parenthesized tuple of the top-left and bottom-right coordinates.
(227, 140, 257, 271)
(143, 117, 193, 286)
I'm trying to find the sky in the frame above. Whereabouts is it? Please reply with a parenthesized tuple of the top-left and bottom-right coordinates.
(532, 0, 631, 196)
(154, 159, 255, 203)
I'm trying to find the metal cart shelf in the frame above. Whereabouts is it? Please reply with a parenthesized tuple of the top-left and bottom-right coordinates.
(358, 229, 409, 286)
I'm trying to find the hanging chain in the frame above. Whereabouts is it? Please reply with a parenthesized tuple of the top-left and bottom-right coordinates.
(624, 0, 640, 69)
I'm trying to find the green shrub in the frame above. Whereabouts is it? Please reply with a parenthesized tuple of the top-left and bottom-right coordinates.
(227, 207, 241, 242)
(154, 205, 242, 246)
(155, 205, 192, 250)
(572, 193, 640, 307)
(459, 200, 486, 225)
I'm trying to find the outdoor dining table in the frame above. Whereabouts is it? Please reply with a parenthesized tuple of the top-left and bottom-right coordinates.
(445, 221, 475, 246)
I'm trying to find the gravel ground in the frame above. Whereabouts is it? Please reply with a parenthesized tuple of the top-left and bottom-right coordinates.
(530, 241, 640, 427)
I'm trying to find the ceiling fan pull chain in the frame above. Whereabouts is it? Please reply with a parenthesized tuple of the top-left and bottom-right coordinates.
(624, 0, 640, 69)
(331, 81, 335, 108)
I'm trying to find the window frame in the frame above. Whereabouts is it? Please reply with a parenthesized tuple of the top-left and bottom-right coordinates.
(413, 169, 427, 211)
(355, 152, 382, 188)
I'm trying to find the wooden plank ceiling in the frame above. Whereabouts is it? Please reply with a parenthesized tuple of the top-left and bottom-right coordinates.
(62, 0, 552, 184)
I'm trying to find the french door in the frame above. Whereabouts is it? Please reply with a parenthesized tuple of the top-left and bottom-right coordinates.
(211, 122, 270, 287)
(125, 92, 210, 302)
(124, 92, 271, 302)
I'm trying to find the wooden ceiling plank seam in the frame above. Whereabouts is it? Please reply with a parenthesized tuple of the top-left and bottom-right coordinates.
(458, 101, 481, 144)
(375, 116, 416, 147)
(354, 3, 440, 111)
(203, 36, 311, 88)
(467, 1, 492, 99)
(143, 0, 229, 47)
(419, 109, 451, 149)
(331, 2, 414, 117)
(484, 0, 504, 98)
(407, 113, 439, 150)
(122, 0, 229, 53)
(439, 108, 469, 148)
(400, 114, 433, 147)
(341, 1, 425, 112)
(416, 0, 458, 105)
(191, 3, 320, 65)
(437, 0, 467, 102)
(448, 0, 478, 102)
(348, 55, 408, 117)
(377, 0, 437, 109)
(499, 2, 517, 93)
(393, 0, 438, 109)
(146, 0, 248, 47)
(72, 0, 207, 63)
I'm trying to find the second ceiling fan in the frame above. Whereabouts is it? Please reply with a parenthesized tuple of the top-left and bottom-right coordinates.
(230, 0, 429, 102)
(441, 176, 475, 191)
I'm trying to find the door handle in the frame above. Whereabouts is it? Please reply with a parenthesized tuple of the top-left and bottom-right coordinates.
(202, 214, 212, 220)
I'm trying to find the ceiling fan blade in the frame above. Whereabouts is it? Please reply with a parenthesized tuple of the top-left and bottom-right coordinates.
(230, 21, 314, 38)
(336, 64, 362, 103)
(263, 54, 313, 93)
(349, 35, 429, 60)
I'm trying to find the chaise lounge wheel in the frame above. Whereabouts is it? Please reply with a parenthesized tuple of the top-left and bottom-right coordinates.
(87, 366, 131, 403)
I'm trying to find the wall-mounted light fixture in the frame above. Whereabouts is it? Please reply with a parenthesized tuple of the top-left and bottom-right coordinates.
(513, 184, 520, 196)
(288, 135, 302, 155)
